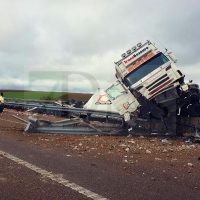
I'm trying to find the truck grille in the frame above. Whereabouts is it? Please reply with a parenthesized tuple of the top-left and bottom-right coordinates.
(146, 74, 169, 91)
(146, 74, 173, 95)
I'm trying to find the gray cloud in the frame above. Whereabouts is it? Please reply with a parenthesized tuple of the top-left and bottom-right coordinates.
(0, 0, 200, 92)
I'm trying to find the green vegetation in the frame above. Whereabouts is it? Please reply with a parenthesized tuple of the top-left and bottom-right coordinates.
(3, 91, 92, 101)
(4, 91, 66, 100)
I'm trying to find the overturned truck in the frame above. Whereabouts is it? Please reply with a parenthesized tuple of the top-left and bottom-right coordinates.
(105, 40, 200, 134)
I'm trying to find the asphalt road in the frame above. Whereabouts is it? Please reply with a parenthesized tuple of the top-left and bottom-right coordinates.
(0, 133, 200, 200)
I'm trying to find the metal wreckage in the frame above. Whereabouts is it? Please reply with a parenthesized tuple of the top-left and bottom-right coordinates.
(104, 40, 200, 137)
(2, 40, 200, 138)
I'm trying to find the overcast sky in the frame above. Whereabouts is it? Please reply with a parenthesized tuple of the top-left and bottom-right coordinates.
(0, 0, 200, 94)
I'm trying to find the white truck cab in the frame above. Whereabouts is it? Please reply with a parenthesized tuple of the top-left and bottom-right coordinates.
(105, 40, 187, 121)
(106, 80, 139, 121)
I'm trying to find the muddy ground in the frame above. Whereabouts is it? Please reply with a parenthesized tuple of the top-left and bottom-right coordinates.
(0, 109, 200, 196)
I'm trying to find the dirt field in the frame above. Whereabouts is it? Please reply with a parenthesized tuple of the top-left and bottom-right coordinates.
(1, 109, 200, 199)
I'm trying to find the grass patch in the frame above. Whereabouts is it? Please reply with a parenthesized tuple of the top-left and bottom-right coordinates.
(3, 91, 92, 101)
(4, 91, 66, 100)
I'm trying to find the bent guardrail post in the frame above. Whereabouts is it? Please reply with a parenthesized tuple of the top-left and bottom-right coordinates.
(13, 115, 120, 135)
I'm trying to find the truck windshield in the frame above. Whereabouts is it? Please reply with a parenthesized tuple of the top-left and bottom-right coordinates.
(124, 53, 169, 87)
(106, 85, 122, 100)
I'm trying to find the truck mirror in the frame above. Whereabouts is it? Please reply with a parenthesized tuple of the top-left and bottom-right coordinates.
(167, 51, 177, 63)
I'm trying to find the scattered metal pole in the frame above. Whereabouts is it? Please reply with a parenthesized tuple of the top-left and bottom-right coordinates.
(13, 115, 29, 124)
(13, 115, 120, 135)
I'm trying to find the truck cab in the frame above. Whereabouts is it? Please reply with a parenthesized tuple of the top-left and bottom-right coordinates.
(106, 80, 139, 121)
(106, 40, 188, 121)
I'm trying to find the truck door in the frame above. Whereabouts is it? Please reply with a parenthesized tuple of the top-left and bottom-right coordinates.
(105, 80, 139, 116)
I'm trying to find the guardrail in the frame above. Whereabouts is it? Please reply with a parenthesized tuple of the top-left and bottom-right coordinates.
(4, 98, 56, 104)
(4, 99, 122, 118)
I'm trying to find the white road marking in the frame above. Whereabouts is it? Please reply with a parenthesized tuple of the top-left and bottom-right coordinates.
(0, 150, 108, 200)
